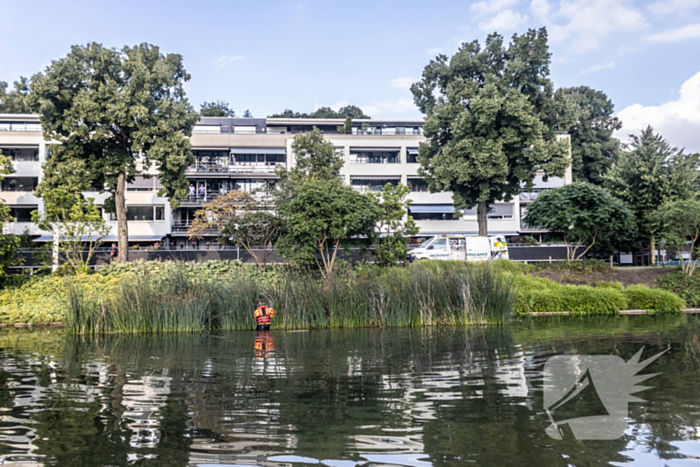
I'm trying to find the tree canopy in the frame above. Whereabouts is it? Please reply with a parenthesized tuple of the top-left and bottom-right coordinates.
(275, 128, 380, 276)
(651, 199, 700, 276)
(605, 126, 700, 263)
(524, 182, 635, 261)
(0, 77, 31, 113)
(370, 183, 418, 267)
(0, 150, 20, 280)
(411, 28, 570, 235)
(29, 42, 199, 262)
(555, 86, 622, 185)
(200, 101, 236, 117)
(269, 105, 370, 119)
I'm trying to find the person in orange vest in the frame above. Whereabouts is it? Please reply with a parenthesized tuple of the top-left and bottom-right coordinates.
(253, 300, 276, 331)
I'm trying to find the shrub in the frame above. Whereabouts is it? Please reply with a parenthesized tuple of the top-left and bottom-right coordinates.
(656, 270, 700, 308)
(624, 285, 684, 313)
(595, 281, 624, 290)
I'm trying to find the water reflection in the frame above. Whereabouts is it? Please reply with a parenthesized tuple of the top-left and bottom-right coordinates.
(0, 316, 698, 466)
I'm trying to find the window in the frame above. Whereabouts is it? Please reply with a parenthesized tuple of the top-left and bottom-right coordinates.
(406, 149, 419, 163)
(428, 238, 447, 250)
(233, 154, 286, 164)
(409, 205, 457, 221)
(109, 205, 165, 222)
(1, 177, 38, 192)
(349, 151, 400, 164)
(407, 178, 429, 192)
(1, 147, 39, 161)
(8, 206, 36, 222)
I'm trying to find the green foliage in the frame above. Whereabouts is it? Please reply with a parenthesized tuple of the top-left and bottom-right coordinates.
(605, 126, 700, 252)
(411, 28, 570, 234)
(0, 77, 31, 113)
(66, 262, 515, 334)
(0, 274, 122, 324)
(32, 189, 110, 274)
(524, 182, 636, 259)
(0, 150, 20, 280)
(200, 100, 236, 117)
(513, 274, 684, 314)
(243, 109, 253, 118)
(623, 285, 684, 312)
(651, 198, 700, 276)
(276, 129, 381, 276)
(554, 86, 622, 185)
(337, 116, 353, 134)
(29, 42, 199, 261)
(268, 105, 370, 119)
(370, 183, 419, 267)
(656, 270, 700, 307)
(513, 275, 628, 315)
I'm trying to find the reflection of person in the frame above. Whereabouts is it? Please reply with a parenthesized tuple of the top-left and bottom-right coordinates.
(254, 331, 274, 358)
(253, 300, 276, 331)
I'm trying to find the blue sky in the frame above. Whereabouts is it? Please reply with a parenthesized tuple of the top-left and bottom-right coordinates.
(1, 0, 700, 151)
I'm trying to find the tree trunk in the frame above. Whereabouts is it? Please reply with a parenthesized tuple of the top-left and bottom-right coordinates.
(477, 201, 488, 236)
(116, 172, 129, 263)
(650, 235, 656, 266)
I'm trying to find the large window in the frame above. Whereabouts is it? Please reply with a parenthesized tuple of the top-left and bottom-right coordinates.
(409, 205, 457, 221)
(109, 205, 165, 222)
(8, 206, 36, 222)
(233, 153, 286, 164)
(126, 176, 156, 191)
(351, 178, 400, 193)
(1, 177, 38, 192)
(406, 149, 419, 163)
(407, 178, 429, 192)
(349, 150, 400, 164)
(0, 147, 39, 161)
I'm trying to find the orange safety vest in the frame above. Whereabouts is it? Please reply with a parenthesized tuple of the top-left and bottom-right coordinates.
(254, 305, 275, 325)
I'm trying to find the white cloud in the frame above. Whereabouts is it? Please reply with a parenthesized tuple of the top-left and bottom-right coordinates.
(471, 0, 519, 15)
(530, 0, 647, 53)
(390, 77, 415, 90)
(615, 71, 700, 152)
(216, 55, 245, 68)
(647, 0, 700, 16)
(478, 9, 526, 31)
(427, 47, 444, 54)
(580, 61, 615, 74)
(645, 24, 700, 42)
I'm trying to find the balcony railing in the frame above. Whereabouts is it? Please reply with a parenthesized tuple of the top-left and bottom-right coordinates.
(186, 163, 282, 174)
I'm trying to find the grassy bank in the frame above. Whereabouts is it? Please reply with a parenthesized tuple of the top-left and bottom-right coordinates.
(0, 260, 687, 332)
(67, 263, 515, 334)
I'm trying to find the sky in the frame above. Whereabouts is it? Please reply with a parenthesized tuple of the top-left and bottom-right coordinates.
(1, 0, 700, 151)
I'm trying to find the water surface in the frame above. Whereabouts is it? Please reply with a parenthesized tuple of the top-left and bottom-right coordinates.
(1, 316, 699, 466)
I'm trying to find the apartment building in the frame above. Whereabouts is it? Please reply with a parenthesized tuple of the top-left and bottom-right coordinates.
(0, 113, 571, 248)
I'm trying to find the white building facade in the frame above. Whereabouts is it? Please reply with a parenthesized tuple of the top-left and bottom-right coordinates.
(0, 114, 571, 247)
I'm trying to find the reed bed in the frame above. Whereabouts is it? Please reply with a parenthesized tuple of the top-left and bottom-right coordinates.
(66, 263, 515, 334)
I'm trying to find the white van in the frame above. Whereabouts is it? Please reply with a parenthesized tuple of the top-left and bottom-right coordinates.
(408, 235, 509, 262)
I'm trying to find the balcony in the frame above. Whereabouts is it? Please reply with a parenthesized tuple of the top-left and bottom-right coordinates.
(186, 163, 281, 175)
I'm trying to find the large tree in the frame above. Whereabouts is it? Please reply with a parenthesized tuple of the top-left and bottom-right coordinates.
(411, 28, 570, 235)
(276, 128, 380, 276)
(200, 101, 236, 117)
(370, 183, 419, 267)
(651, 199, 700, 276)
(605, 126, 700, 265)
(524, 182, 635, 261)
(555, 86, 622, 184)
(29, 42, 199, 263)
(0, 77, 31, 113)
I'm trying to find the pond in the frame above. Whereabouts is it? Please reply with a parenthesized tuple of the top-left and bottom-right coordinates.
(0, 315, 699, 466)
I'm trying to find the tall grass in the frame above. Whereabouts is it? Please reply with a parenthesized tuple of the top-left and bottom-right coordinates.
(66, 263, 515, 334)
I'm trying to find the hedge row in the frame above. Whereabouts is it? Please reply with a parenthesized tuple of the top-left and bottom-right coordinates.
(513, 275, 684, 315)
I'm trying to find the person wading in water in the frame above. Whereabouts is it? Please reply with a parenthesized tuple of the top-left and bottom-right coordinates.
(253, 300, 276, 331)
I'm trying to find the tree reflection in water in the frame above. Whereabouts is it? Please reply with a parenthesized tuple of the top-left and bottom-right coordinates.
(0, 315, 698, 466)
